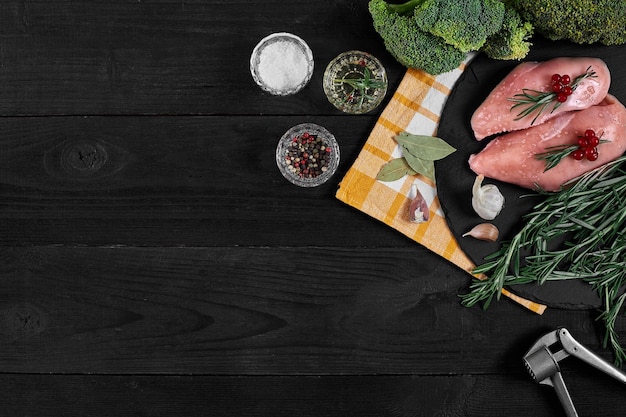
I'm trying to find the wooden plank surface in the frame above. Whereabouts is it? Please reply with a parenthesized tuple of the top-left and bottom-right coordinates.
(3, 373, 626, 417)
(0, 115, 409, 247)
(1, 0, 625, 415)
(0, 0, 405, 116)
(0, 246, 622, 375)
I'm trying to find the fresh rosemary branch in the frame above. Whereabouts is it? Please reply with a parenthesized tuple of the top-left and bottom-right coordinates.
(462, 155, 626, 364)
(535, 138, 609, 172)
(508, 66, 597, 125)
(334, 67, 386, 108)
(509, 88, 560, 125)
(599, 292, 626, 366)
(535, 144, 579, 171)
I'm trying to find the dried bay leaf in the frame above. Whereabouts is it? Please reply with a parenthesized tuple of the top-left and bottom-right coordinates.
(376, 158, 417, 182)
(395, 132, 456, 161)
(401, 146, 435, 181)
(376, 132, 454, 183)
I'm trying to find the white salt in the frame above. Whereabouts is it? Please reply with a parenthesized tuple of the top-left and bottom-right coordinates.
(257, 40, 309, 92)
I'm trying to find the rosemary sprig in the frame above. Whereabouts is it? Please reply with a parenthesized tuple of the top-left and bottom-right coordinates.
(334, 67, 386, 108)
(535, 138, 609, 172)
(508, 66, 597, 125)
(461, 155, 626, 365)
(535, 144, 579, 171)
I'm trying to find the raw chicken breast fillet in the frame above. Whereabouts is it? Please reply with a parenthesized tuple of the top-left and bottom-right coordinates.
(468, 94, 626, 192)
(471, 57, 611, 140)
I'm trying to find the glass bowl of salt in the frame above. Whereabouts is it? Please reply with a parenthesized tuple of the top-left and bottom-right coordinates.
(250, 32, 314, 96)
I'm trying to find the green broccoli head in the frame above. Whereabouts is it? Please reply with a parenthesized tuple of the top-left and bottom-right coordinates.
(369, 0, 467, 75)
(481, 6, 534, 60)
(510, 0, 625, 45)
(412, 0, 506, 52)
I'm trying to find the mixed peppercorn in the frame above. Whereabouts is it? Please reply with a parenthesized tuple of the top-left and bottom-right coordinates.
(284, 131, 333, 179)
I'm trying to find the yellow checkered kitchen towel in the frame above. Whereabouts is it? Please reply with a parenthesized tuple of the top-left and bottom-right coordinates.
(336, 58, 546, 314)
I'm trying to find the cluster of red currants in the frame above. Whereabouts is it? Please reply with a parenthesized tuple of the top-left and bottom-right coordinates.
(551, 73, 573, 103)
(571, 129, 601, 161)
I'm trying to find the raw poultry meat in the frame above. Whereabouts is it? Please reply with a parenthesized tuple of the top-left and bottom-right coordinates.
(471, 57, 611, 140)
(468, 94, 626, 192)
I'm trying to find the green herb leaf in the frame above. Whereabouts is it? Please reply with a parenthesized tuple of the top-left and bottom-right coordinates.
(376, 158, 417, 182)
(536, 138, 609, 172)
(376, 132, 455, 183)
(461, 155, 626, 365)
(334, 67, 387, 109)
(507, 66, 597, 125)
(401, 145, 435, 181)
(394, 132, 457, 161)
(535, 144, 579, 171)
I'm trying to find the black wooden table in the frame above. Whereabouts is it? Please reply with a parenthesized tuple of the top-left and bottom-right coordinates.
(1, 1, 625, 415)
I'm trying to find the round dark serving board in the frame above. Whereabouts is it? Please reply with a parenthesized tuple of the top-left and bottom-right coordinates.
(436, 37, 626, 309)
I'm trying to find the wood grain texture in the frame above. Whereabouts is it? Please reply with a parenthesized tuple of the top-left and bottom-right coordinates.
(0, 115, 412, 246)
(0, 0, 405, 116)
(0, 246, 621, 375)
(1, 0, 625, 415)
(4, 373, 626, 417)
(3, 372, 626, 416)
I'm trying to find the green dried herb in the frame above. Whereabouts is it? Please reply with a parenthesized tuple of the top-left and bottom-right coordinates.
(394, 132, 457, 161)
(402, 146, 436, 181)
(461, 155, 626, 365)
(377, 132, 456, 182)
(377, 158, 417, 182)
(334, 67, 387, 109)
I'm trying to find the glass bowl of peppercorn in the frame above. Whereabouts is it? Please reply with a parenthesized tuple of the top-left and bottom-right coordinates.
(276, 123, 340, 187)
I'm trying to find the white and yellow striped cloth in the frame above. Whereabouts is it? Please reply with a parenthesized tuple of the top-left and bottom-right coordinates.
(336, 58, 547, 314)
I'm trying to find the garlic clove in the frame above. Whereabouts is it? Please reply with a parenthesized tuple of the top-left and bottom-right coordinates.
(462, 223, 499, 242)
(471, 174, 505, 220)
(408, 185, 430, 223)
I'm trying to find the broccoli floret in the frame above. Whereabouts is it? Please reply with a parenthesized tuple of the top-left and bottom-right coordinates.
(388, 0, 506, 52)
(481, 6, 534, 60)
(510, 0, 626, 45)
(369, 0, 466, 75)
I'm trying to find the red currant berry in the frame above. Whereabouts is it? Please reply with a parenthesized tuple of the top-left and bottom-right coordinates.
(560, 74, 571, 84)
(585, 146, 598, 161)
(571, 149, 585, 160)
(589, 136, 600, 147)
(552, 83, 563, 93)
(578, 137, 589, 147)
(556, 93, 568, 102)
(551, 73, 561, 82)
(562, 85, 573, 95)
(584, 129, 596, 137)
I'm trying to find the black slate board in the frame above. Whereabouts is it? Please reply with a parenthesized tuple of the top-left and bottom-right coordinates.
(436, 37, 626, 309)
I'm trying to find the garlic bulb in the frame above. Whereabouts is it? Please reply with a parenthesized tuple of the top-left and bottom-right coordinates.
(463, 223, 499, 242)
(408, 185, 429, 223)
(472, 175, 504, 220)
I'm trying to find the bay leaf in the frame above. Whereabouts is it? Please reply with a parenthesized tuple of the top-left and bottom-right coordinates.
(401, 145, 435, 181)
(376, 158, 417, 182)
(395, 132, 456, 161)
